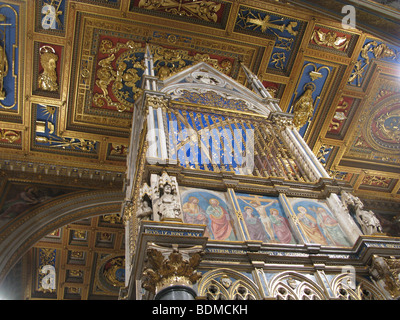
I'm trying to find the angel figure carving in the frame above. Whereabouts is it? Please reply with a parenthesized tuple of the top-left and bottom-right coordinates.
(312, 29, 349, 51)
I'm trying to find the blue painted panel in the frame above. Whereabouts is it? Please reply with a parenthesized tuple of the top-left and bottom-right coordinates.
(0, 3, 19, 111)
(287, 61, 332, 137)
(235, 7, 304, 73)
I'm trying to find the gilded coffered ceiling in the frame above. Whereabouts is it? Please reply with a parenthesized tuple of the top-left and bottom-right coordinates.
(0, 0, 399, 299)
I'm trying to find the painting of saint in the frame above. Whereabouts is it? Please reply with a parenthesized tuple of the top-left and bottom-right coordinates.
(237, 194, 296, 244)
(180, 188, 238, 241)
(243, 206, 269, 242)
(296, 206, 328, 245)
(182, 196, 208, 223)
(315, 207, 350, 246)
(206, 198, 236, 241)
(269, 208, 296, 244)
(290, 198, 351, 247)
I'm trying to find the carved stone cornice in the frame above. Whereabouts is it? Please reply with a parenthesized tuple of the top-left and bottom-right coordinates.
(0, 158, 125, 187)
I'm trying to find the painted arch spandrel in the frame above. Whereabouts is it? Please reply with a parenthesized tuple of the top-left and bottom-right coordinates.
(236, 193, 297, 244)
(180, 187, 239, 241)
(289, 198, 351, 247)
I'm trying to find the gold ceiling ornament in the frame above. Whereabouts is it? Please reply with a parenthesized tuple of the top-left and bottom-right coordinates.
(270, 52, 286, 70)
(361, 175, 391, 188)
(309, 70, 323, 82)
(38, 45, 59, 92)
(350, 41, 399, 86)
(376, 108, 400, 142)
(141, 246, 203, 294)
(361, 41, 399, 63)
(329, 99, 349, 131)
(292, 83, 315, 129)
(103, 256, 125, 287)
(93, 39, 145, 113)
(311, 29, 349, 51)
(0, 128, 20, 143)
(35, 135, 97, 151)
(373, 43, 399, 61)
(316, 144, 333, 167)
(360, 41, 377, 65)
(138, 0, 222, 23)
(348, 60, 366, 87)
(245, 14, 298, 36)
(362, 93, 400, 154)
(102, 213, 122, 224)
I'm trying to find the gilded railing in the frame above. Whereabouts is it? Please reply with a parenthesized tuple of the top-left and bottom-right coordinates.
(162, 102, 310, 182)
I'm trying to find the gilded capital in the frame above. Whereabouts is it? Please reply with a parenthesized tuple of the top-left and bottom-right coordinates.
(141, 245, 203, 294)
(145, 94, 169, 110)
(369, 255, 400, 299)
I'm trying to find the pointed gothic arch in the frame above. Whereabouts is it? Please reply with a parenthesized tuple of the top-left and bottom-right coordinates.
(331, 273, 386, 300)
(269, 271, 328, 300)
(198, 268, 262, 300)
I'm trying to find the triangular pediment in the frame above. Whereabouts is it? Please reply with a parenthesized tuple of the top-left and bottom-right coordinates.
(160, 62, 275, 116)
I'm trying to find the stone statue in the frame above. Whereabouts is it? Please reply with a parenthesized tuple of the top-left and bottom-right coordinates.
(357, 208, 383, 235)
(136, 183, 153, 222)
(0, 43, 8, 100)
(341, 191, 383, 235)
(292, 84, 315, 129)
(154, 183, 181, 221)
(38, 47, 59, 92)
(137, 198, 153, 221)
(153, 171, 182, 222)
